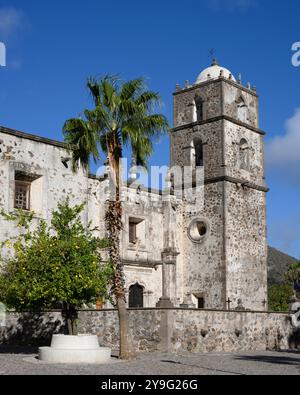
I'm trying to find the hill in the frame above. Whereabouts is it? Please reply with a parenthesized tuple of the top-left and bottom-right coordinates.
(268, 246, 298, 285)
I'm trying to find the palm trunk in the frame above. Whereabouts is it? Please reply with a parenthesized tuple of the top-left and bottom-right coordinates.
(117, 297, 130, 358)
(105, 151, 132, 360)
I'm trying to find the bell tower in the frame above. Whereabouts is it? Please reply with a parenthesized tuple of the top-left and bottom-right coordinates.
(171, 60, 268, 311)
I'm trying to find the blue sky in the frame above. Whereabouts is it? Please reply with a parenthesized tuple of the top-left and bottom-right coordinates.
(0, 0, 300, 258)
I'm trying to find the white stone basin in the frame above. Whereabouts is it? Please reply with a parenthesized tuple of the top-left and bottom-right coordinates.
(50, 334, 100, 349)
(39, 334, 111, 364)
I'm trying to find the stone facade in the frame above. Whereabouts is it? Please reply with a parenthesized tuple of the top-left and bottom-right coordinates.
(1, 309, 298, 353)
(0, 62, 268, 312)
(171, 65, 268, 311)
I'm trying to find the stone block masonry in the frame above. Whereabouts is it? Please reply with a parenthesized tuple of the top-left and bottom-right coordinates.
(0, 62, 270, 312)
(1, 309, 299, 353)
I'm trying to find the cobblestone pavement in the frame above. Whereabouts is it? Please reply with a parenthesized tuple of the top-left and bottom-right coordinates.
(0, 349, 299, 375)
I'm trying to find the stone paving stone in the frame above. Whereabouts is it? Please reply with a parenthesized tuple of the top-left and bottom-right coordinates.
(0, 350, 299, 375)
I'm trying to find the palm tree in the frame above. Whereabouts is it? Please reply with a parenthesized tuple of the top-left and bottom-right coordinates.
(63, 75, 169, 359)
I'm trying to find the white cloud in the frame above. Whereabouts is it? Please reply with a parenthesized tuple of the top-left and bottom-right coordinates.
(267, 111, 300, 256)
(207, 0, 257, 12)
(266, 108, 300, 168)
(0, 7, 23, 40)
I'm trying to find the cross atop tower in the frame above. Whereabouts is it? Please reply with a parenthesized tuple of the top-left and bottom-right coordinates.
(211, 58, 219, 66)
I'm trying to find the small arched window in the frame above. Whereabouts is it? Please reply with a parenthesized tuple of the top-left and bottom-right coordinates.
(194, 96, 204, 122)
(129, 283, 144, 308)
(191, 138, 204, 168)
(237, 96, 248, 123)
(239, 138, 250, 170)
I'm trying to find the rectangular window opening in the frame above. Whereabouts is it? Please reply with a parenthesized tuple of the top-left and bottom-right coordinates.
(198, 297, 205, 309)
(14, 181, 31, 211)
(129, 217, 145, 245)
(129, 221, 138, 244)
(14, 171, 42, 212)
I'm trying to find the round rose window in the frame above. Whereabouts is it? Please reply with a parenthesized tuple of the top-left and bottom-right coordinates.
(188, 219, 208, 243)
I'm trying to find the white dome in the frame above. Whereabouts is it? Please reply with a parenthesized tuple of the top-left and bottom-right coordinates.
(196, 61, 236, 84)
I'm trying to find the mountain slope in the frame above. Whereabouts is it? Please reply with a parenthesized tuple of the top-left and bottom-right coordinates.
(268, 246, 298, 285)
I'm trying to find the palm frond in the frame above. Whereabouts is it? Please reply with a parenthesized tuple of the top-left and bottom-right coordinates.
(131, 135, 153, 168)
(141, 114, 169, 137)
(120, 78, 144, 101)
(63, 117, 100, 172)
(135, 91, 161, 112)
(63, 75, 169, 174)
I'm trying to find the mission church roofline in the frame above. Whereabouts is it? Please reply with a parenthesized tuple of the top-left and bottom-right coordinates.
(0, 125, 102, 180)
(174, 59, 258, 97)
(0, 124, 66, 149)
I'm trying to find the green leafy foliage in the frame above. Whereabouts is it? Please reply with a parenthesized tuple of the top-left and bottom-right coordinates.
(268, 260, 300, 312)
(285, 261, 300, 283)
(268, 283, 294, 312)
(0, 199, 113, 318)
(286, 261, 300, 300)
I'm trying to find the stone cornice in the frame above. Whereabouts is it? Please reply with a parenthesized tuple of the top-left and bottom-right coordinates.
(126, 182, 163, 196)
(0, 125, 67, 149)
(171, 116, 266, 136)
(88, 173, 106, 181)
(173, 76, 259, 98)
(0, 126, 107, 183)
(122, 259, 162, 268)
(205, 175, 269, 193)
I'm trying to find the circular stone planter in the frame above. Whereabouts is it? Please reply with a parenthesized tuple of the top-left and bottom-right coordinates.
(39, 335, 111, 364)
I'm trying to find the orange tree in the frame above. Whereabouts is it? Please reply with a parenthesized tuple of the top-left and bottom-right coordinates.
(0, 199, 113, 335)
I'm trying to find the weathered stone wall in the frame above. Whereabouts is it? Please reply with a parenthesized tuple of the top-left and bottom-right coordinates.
(0, 129, 169, 309)
(181, 183, 225, 309)
(171, 83, 227, 310)
(120, 187, 165, 307)
(76, 309, 300, 353)
(223, 120, 265, 187)
(170, 121, 224, 179)
(1, 309, 298, 353)
(0, 130, 97, 247)
(222, 81, 259, 128)
(173, 81, 223, 127)
(0, 311, 65, 346)
(77, 309, 163, 352)
(170, 75, 267, 312)
(222, 112, 267, 311)
(168, 309, 295, 353)
(225, 183, 268, 311)
(173, 78, 259, 130)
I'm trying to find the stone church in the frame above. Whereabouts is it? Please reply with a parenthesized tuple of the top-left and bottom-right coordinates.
(0, 61, 268, 312)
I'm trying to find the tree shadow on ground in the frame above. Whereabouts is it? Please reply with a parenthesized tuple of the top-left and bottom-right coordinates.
(289, 330, 300, 349)
(0, 313, 65, 354)
(234, 352, 300, 367)
(0, 345, 39, 355)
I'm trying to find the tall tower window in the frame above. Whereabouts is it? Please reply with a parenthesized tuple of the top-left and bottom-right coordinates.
(239, 138, 250, 170)
(191, 138, 204, 168)
(237, 96, 248, 123)
(194, 96, 204, 122)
